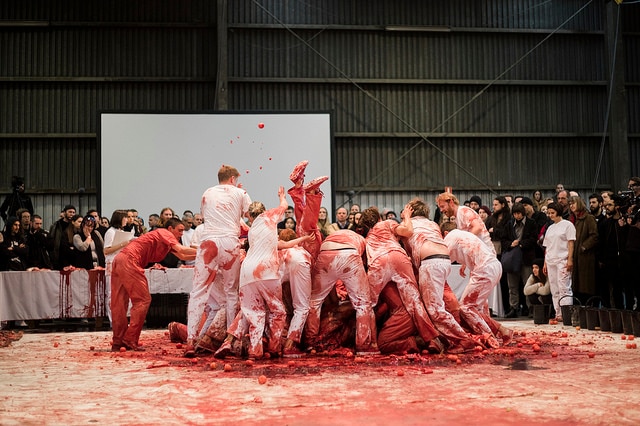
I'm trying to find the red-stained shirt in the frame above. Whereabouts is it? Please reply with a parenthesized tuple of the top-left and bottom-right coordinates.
(365, 220, 406, 265)
(402, 216, 447, 267)
(444, 229, 496, 270)
(321, 229, 366, 255)
(240, 205, 286, 287)
(456, 205, 494, 253)
(200, 184, 252, 238)
(117, 228, 179, 268)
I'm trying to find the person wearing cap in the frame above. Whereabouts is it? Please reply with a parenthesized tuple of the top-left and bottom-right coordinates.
(468, 196, 482, 213)
(49, 204, 77, 269)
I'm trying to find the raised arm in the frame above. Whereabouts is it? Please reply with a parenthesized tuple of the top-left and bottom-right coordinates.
(395, 204, 414, 238)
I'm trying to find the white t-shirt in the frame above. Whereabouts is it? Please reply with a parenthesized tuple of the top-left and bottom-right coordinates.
(103, 227, 135, 264)
(444, 229, 496, 270)
(456, 205, 494, 254)
(239, 206, 285, 287)
(190, 224, 205, 248)
(542, 219, 576, 263)
(200, 184, 252, 238)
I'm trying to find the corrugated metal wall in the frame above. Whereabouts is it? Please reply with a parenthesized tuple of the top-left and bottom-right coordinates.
(0, 0, 218, 227)
(0, 0, 638, 226)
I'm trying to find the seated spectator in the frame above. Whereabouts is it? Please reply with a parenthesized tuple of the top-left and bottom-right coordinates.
(0, 217, 29, 271)
(72, 215, 106, 269)
(523, 258, 551, 306)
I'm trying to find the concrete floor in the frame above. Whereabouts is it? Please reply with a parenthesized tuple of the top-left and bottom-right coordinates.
(1, 319, 639, 425)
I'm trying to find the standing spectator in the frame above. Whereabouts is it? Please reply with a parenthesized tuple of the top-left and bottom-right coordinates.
(110, 217, 196, 351)
(26, 214, 52, 269)
(504, 203, 538, 317)
(72, 215, 105, 269)
(601, 190, 614, 205)
(350, 204, 361, 214)
(147, 214, 160, 231)
(621, 177, 640, 310)
(568, 196, 598, 302)
(329, 207, 349, 232)
(597, 196, 627, 308)
(103, 210, 134, 322)
(0, 217, 29, 271)
(532, 190, 545, 212)
(158, 207, 176, 227)
(478, 206, 491, 223)
(316, 207, 332, 240)
(485, 196, 512, 258)
(100, 217, 110, 229)
(276, 206, 295, 231)
(87, 209, 108, 238)
(556, 190, 571, 220)
(588, 194, 606, 224)
(468, 196, 482, 212)
(542, 203, 576, 322)
(58, 214, 83, 269)
(0, 176, 34, 225)
(15, 208, 31, 233)
(50, 204, 76, 269)
(193, 213, 204, 227)
(125, 209, 145, 236)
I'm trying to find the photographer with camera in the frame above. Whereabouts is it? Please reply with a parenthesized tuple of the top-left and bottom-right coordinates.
(618, 177, 640, 310)
(0, 176, 34, 226)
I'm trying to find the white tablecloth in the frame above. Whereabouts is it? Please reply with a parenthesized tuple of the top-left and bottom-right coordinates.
(1, 266, 506, 320)
(0, 270, 107, 321)
(0, 268, 195, 321)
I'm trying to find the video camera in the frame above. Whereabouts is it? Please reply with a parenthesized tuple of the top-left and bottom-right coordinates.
(617, 190, 640, 225)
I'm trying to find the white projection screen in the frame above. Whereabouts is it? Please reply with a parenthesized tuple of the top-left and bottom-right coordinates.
(99, 112, 333, 222)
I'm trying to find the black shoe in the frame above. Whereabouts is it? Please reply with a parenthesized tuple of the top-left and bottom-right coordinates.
(505, 309, 518, 319)
(520, 306, 529, 317)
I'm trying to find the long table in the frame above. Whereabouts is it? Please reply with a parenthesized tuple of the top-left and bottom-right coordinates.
(0, 266, 503, 321)
(0, 268, 194, 321)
